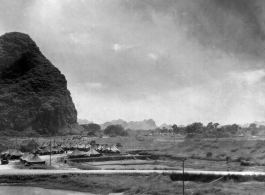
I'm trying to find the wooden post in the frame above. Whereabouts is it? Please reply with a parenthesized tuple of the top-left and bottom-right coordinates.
(50, 135, 52, 166)
(182, 159, 185, 195)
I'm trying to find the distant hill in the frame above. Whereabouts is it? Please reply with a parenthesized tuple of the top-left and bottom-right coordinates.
(240, 121, 265, 128)
(77, 119, 93, 125)
(100, 119, 158, 130)
(254, 121, 265, 127)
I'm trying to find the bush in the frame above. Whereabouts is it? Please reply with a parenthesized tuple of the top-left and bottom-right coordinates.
(206, 152, 212, 157)
(104, 124, 129, 136)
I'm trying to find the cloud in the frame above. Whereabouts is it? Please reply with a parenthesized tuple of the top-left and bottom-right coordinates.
(112, 44, 133, 52)
(147, 53, 158, 61)
(229, 69, 265, 86)
(1, 0, 265, 125)
(85, 82, 103, 89)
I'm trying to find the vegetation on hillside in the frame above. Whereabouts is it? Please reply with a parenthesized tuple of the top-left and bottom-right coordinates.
(0, 32, 80, 136)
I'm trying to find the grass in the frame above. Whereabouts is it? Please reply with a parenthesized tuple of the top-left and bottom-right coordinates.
(0, 173, 180, 194)
(159, 138, 265, 164)
(67, 161, 101, 170)
(2, 173, 265, 194)
(13, 161, 56, 170)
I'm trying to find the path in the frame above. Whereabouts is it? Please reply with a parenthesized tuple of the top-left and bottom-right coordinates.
(0, 169, 265, 176)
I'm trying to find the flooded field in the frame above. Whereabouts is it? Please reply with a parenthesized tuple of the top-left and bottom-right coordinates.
(84, 159, 173, 170)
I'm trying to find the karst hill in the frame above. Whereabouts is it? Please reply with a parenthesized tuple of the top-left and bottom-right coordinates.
(0, 32, 82, 135)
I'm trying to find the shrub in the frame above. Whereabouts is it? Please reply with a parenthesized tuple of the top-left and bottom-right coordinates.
(206, 152, 212, 157)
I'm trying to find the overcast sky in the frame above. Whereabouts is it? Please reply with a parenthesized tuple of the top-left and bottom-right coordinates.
(1, 0, 265, 125)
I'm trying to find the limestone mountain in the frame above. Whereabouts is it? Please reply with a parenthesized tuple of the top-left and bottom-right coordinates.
(77, 119, 93, 125)
(0, 32, 82, 135)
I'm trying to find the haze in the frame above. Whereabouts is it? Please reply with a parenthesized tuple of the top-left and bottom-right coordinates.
(1, 0, 265, 126)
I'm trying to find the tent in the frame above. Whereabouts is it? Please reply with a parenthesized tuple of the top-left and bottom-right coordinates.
(38, 147, 49, 155)
(60, 142, 69, 149)
(10, 149, 24, 159)
(110, 145, 120, 153)
(20, 152, 31, 163)
(41, 142, 49, 148)
(20, 152, 29, 161)
(48, 142, 58, 148)
(24, 153, 34, 163)
(54, 146, 64, 153)
(77, 143, 87, 151)
(85, 144, 91, 149)
(27, 154, 45, 165)
(69, 142, 77, 149)
(68, 149, 87, 158)
(41, 146, 57, 154)
(87, 148, 101, 157)
(1, 149, 10, 156)
(0, 144, 5, 153)
(77, 143, 86, 148)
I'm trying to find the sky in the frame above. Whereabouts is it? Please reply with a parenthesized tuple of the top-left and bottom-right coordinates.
(0, 0, 265, 126)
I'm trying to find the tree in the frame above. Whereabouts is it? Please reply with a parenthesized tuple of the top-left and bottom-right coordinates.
(185, 122, 204, 134)
(213, 123, 219, 129)
(249, 123, 257, 129)
(230, 124, 239, 134)
(193, 122, 204, 133)
(81, 123, 101, 136)
(206, 122, 214, 133)
(222, 124, 239, 135)
(104, 124, 128, 136)
(186, 125, 194, 134)
(172, 124, 180, 134)
(206, 122, 213, 129)
(251, 129, 258, 136)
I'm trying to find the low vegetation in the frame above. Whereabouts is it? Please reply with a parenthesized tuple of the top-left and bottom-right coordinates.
(2, 173, 265, 195)
(158, 138, 265, 166)
(67, 161, 101, 170)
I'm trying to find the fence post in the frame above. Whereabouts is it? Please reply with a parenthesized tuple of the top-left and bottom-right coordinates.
(183, 159, 185, 195)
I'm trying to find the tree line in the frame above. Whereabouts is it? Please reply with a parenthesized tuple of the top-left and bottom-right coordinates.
(81, 123, 128, 137)
(154, 122, 265, 137)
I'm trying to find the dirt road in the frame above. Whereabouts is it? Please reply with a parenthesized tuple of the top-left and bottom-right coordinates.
(0, 169, 264, 176)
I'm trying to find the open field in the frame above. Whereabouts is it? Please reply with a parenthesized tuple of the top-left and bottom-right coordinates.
(5, 135, 265, 173)
(159, 138, 265, 163)
(2, 172, 265, 194)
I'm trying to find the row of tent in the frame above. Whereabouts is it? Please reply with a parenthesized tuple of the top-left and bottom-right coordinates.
(1, 139, 121, 155)
(1, 149, 24, 159)
(68, 148, 101, 158)
(36, 146, 64, 155)
(1, 149, 46, 165)
(39, 142, 120, 153)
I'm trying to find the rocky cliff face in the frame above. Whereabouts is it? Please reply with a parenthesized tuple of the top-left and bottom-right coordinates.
(0, 32, 82, 135)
